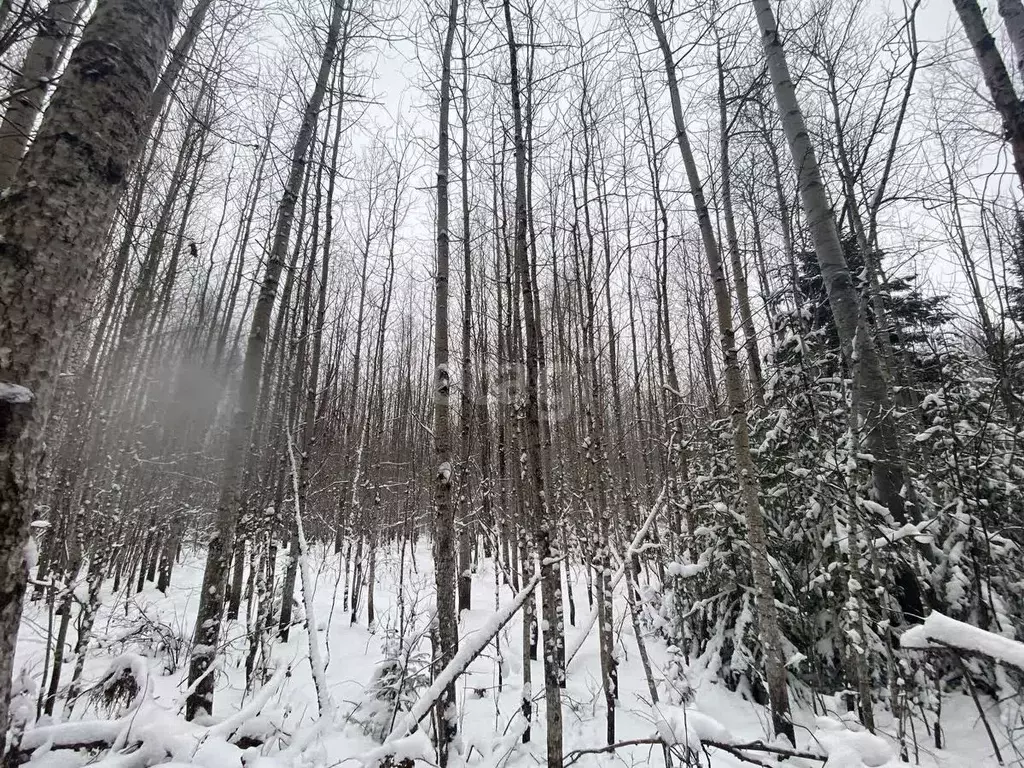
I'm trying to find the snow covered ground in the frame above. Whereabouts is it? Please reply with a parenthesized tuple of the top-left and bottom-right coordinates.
(11, 541, 1013, 767)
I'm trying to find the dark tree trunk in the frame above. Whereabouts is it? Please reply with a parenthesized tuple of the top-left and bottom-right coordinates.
(0, 0, 178, 731)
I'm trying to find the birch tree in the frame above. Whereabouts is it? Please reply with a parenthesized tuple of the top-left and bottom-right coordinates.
(999, 0, 1024, 81)
(0, 0, 86, 188)
(0, 0, 179, 732)
(952, 0, 1024, 191)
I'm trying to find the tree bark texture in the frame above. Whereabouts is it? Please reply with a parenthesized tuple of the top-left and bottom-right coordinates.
(0, 0, 178, 732)
(998, 0, 1024, 81)
(0, 0, 85, 189)
(433, 0, 460, 763)
(954, 0, 1024, 191)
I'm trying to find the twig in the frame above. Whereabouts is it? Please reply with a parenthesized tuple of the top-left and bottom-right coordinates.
(562, 736, 828, 768)
(955, 655, 1005, 765)
(564, 738, 667, 767)
(704, 738, 826, 766)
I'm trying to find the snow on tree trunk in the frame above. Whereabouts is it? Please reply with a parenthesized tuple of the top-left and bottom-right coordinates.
(0, 0, 178, 732)
(287, 436, 333, 718)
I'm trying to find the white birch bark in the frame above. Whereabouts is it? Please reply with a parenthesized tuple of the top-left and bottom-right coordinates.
(0, 0, 85, 188)
(287, 436, 333, 719)
(954, 0, 1024, 190)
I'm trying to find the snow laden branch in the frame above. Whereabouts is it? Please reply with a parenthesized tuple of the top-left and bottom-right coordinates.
(368, 569, 544, 760)
(0, 382, 33, 403)
(901, 610, 1024, 670)
(287, 433, 334, 719)
(19, 666, 288, 764)
(568, 708, 884, 767)
(566, 485, 665, 667)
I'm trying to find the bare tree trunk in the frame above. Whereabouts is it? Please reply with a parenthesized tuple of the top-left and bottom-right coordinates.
(758, 104, 800, 308)
(571, 74, 617, 742)
(752, 0, 925, 621)
(64, 549, 107, 707)
(0, 0, 178, 732)
(822, 63, 897, 379)
(953, 0, 1024, 191)
(279, 157, 319, 642)
(502, 0, 563, 762)
(336, 174, 373, 555)
(146, 0, 216, 138)
(432, 0, 459, 762)
(999, 0, 1024, 80)
(0, 0, 14, 34)
(366, 531, 376, 629)
(42, 546, 82, 715)
(716, 40, 764, 404)
(0, 0, 86, 188)
(185, 0, 346, 721)
(457, 0, 473, 614)
(647, 0, 793, 743)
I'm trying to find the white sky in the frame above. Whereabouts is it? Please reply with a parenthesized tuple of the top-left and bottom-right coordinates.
(242, 0, 1016, 343)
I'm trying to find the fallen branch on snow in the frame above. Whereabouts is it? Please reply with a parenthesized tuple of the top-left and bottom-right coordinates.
(566, 485, 665, 667)
(369, 570, 543, 761)
(563, 737, 827, 767)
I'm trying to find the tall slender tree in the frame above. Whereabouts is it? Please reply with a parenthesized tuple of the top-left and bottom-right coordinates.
(953, 0, 1024, 191)
(432, 0, 460, 763)
(751, 0, 924, 618)
(647, 0, 794, 742)
(502, 0, 564, 762)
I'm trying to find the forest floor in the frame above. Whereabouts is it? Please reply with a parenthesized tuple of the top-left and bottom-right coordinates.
(12, 542, 1012, 767)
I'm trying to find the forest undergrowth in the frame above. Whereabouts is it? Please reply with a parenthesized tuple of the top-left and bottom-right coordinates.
(7, 537, 1016, 768)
